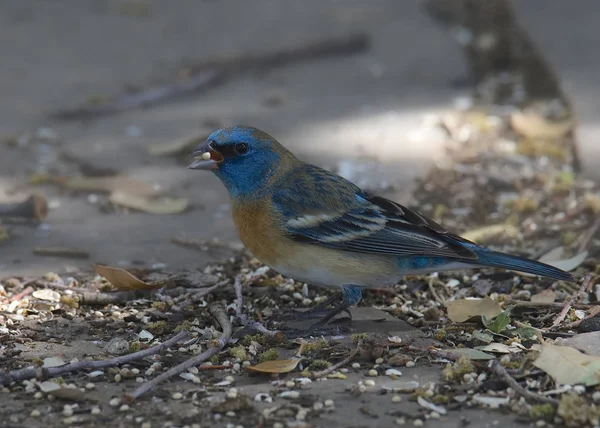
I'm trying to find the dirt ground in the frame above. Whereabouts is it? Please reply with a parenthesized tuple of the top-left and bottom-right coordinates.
(1, 1, 600, 427)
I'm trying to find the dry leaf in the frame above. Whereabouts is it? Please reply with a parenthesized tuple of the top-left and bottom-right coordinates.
(246, 358, 302, 374)
(42, 357, 67, 368)
(93, 264, 162, 290)
(442, 348, 495, 360)
(109, 191, 189, 215)
(530, 290, 557, 304)
(461, 224, 521, 244)
(32, 289, 61, 302)
(148, 135, 206, 156)
(476, 343, 524, 354)
(446, 297, 503, 322)
(62, 176, 160, 197)
(557, 332, 600, 357)
(537, 246, 588, 272)
(533, 343, 600, 386)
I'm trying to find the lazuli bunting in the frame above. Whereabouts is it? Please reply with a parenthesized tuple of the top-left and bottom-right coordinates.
(188, 126, 574, 332)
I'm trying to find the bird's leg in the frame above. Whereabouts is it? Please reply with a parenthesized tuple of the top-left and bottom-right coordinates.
(276, 291, 347, 321)
(282, 285, 363, 338)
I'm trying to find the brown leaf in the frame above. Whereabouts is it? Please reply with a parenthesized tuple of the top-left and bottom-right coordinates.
(558, 332, 600, 357)
(246, 358, 302, 374)
(93, 264, 163, 290)
(446, 297, 503, 323)
(109, 191, 189, 215)
(530, 290, 557, 304)
(533, 343, 600, 386)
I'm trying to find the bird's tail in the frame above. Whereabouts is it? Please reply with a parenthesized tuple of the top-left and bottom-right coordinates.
(473, 248, 574, 282)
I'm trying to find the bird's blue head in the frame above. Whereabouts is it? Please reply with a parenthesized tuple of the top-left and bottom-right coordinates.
(188, 126, 295, 198)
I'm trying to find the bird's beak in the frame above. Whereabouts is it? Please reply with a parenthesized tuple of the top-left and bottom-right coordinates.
(187, 141, 224, 170)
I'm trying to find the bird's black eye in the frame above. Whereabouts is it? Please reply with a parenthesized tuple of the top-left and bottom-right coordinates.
(235, 142, 249, 154)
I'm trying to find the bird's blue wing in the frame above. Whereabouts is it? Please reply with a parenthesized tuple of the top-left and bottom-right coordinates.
(272, 165, 477, 260)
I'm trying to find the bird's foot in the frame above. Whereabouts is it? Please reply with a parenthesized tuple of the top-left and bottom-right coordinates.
(274, 292, 352, 322)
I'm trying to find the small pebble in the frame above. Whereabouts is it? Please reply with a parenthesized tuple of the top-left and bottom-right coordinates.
(324, 399, 334, 407)
(375, 358, 384, 364)
(573, 385, 586, 394)
(109, 398, 120, 407)
(352, 363, 361, 369)
(242, 361, 251, 367)
(172, 392, 183, 400)
(364, 379, 376, 386)
(63, 406, 74, 417)
(535, 421, 546, 428)
(406, 361, 415, 368)
(285, 381, 295, 388)
(430, 411, 440, 419)
(392, 395, 402, 403)
(136, 377, 145, 383)
(91, 407, 101, 415)
(358, 384, 367, 393)
(592, 391, 600, 402)
(396, 417, 406, 425)
(226, 388, 238, 399)
(85, 383, 95, 390)
(30, 410, 41, 418)
(414, 419, 424, 426)
(119, 404, 129, 412)
(367, 369, 378, 377)
(226, 411, 236, 417)
(273, 423, 284, 428)
(141, 423, 151, 428)
(313, 402, 324, 411)
(131, 368, 140, 375)
(114, 374, 122, 383)
(34, 392, 43, 399)
(225, 376, 235, 383)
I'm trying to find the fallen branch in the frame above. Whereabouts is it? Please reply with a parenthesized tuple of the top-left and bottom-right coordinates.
(51, 33, 369, 120)
(233, 275, 283, 340)
(550, 273, 593, 329)
(492, 362, 558, 405)
(0, 330, 189, 386)
(308, 340, 361, 380)
(172, 279, 230, 311)
(126, 302, 232, 401)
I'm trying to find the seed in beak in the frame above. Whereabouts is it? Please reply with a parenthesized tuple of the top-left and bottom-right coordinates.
(201, 152, 211, 160)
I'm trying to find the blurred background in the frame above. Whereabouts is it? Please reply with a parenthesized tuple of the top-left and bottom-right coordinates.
(0, 0, 599, 277)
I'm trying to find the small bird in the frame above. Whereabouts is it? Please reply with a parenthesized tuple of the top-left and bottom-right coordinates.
(188, 126, 574, 333)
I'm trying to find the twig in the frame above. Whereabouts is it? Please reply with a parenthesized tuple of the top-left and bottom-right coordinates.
(32, 247, 90, 260)
(51, 33, 369, 120)
(559, 305, 600, 330)
(126, 303, 232, 401)
(0, 330, 189, 386)
(549, 274, 593, 329)
(577, 217, 600, 254)
(172, 279, 229, 311)
(0, 195, 48, 222)
(308, 341, 361, 380)
(492, 362, 558, 405)
(428, 277, 445, 304)
(11, 286, 34, 301)
(233, 275, 282, 340)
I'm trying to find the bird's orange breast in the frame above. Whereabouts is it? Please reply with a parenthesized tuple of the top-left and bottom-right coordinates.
(231, 199, 290, 266)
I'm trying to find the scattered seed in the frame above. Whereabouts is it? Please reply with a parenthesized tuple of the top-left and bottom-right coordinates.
(172, 392, 183, 400)
(109, 398, 120, 407)
(392, 395, 402, 403)
(405, 361, 415, 368)
(367, 369, 378, 377)
(364, 379, 376, 386)
(119, 404, 129, 412)
(30, 410, 41, 417)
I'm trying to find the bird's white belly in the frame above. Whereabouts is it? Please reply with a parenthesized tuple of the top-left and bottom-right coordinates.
(269, 244, 403, 288)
